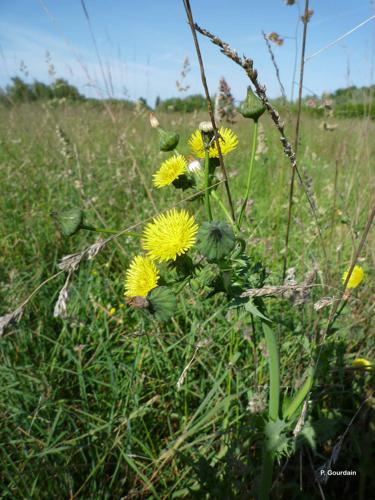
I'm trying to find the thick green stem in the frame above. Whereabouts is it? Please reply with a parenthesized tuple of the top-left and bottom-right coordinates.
(211, 191, 238, 230)
(259, 323, 280, 499)
(238, 119, 258, 228)
(260, 450, 274, 500)
(263, 323, 280, 421)
(204, 150, 213, 221)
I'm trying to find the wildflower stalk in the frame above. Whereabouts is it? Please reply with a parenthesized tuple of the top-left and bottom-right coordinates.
(81, 224, 140, 237)
(238, 120, 258, 228)
(260, 323, 280, 500)
(211, 191, 237, 230)
(204, 150, 213, 221)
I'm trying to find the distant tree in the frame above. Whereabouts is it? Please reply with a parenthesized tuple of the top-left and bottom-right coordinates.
(155, 96, 161, 109)
(156, 94, 207, 112)
(52, 78, 84, 100)
(32, 80, 53, 100)
(3, 76, 85, 103)
(6, 77, 35, 102)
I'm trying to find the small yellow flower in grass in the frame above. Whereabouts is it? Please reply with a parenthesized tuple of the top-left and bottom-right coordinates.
(109, 307, 116, 316)
(188, 127, 239, 158)
(342, 265, 364, 289)
(124, 255, 159, 297)
(352, 358, 372, 370)
(142, 209, 198, 262)
(153, 154, 187, 188)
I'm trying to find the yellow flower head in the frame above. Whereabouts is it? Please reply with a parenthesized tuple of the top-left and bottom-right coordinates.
(188, 127, 239, 158)
(142, 209, 198, 262)
(153, 154, 187, 188)
(342, 265, 364, 289)
(352, 358, 372, 370)
(124, 255, 159, 297)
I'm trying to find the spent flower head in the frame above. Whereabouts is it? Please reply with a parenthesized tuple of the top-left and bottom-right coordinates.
(188, 126, 238, 158)
(142, 209, 198, 262)
(153, 154, 187, 188)
(342, 265, 364, 289)
(124, 255, 159, 297)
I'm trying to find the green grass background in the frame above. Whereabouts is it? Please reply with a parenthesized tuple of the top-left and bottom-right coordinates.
(0, 102, 374, 498)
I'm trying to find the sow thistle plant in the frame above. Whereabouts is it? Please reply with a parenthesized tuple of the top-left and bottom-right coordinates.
(40, 96, 371, 499)
(2, 86, 369, 500)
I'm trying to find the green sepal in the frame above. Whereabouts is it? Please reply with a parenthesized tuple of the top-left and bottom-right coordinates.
(240, 86, 266, 121)
(172, 173, 195, 190)
(197, 220, 236, 262)
(168, 254, 194, 278)
(52, 207, 83, 237)
(147, 286, 177, 321)
(158, 128, 179, 151)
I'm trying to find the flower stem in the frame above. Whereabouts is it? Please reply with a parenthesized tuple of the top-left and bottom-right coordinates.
(259, 323, 280, 500)
(204, 150, 213, 221)
(81, 224, 140, 237)
(211, 191, 238, 230)
(238, 119, 258, 229)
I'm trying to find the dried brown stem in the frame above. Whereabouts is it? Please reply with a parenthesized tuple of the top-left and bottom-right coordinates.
(262, 31, 287, 102)
(183, 0, 235, 222)
(283, 0, 310, 281)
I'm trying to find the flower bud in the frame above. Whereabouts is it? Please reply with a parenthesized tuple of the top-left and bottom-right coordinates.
(197, 221, 236, 261)
(199, 121, 214, 147)
(158, 128, 180, 152)
(149, 112, 160, 129)
(240, 86, 266, 121)
(147, 286, 177, 321)
(52, 207, 83, 237)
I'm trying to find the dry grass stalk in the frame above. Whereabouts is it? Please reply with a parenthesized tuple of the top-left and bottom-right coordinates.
(183, 0, 235, 222)
(262, 31, 287, 102)
(0, 307, 24, 337)
(53, 271, 74, 318)
(314, 296, 335, 311)
(241, 268, 317, 305)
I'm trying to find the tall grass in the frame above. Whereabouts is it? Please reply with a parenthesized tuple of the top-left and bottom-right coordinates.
(0, 98, 374, 497)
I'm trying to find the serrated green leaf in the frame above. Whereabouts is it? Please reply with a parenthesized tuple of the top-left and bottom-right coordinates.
(245, 299, 270, 322)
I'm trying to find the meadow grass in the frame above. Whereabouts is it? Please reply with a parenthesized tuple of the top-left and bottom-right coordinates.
(0, 101, 374, 498)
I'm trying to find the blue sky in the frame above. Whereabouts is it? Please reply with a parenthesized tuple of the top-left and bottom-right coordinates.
(0, 1, 374, 104)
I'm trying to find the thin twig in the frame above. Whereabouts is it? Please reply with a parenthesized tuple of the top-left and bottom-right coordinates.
(322, 203, 375, 340)
(305, 14, 375, 61)
(283, 0, 310, 281)
(262, 31, 287, 102)
(183, 0, 236, 222)
(194, 24, 327, 264)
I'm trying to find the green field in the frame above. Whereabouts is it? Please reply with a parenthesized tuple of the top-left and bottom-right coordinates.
(0, 101, 374, 498)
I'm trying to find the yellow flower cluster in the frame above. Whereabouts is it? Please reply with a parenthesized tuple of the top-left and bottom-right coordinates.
(125, 255, 159, 298)
(142, 209, 198, 262)
(124, 209, 198, 298)
(124, 124, 237, 299)
(188, 127, 238, 158)
(153, 154, 187, 188)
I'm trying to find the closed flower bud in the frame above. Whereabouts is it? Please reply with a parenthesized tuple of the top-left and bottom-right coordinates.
(52, 207, 83, 237)
(149, 112, 160, 129)
(158, 128, 180, 152)
(197, 221, 236, 261)
(148, 286, 177, 321)
(240, 86, 266, 121)
(199, 121, 214, 146)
